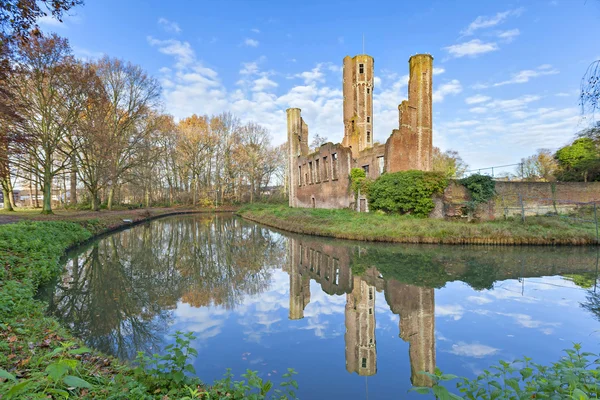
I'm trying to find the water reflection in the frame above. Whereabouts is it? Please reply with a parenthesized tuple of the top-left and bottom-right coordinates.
(43, 214, 600, 398)
(47, 215, 282, 359)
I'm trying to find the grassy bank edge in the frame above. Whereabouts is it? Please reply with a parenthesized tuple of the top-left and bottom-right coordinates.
(237, 204, 599, 246)
(0, 207, 234, 399)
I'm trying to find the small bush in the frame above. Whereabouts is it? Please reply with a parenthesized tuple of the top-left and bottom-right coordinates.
(459, 174, 496, 211)
(368, 170, 447, 217)
(413, 344, 600, 399)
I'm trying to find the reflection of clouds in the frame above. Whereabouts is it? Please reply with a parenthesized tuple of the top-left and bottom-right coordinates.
(436, 304, 465, 320)
(467, 296, 492, 305)
(173, 303, 229, 341)
(436, 330, 450, 342)
(449, 342, 499, 358)
(302, 283, 345, 339)
(496, 312, 559, 335)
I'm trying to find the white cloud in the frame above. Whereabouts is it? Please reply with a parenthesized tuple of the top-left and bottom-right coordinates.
(252, 76, 278, 92)
(433, 67, 446, 75)
(461, 8, 525, 36)
(465, 95, 491, 104)
(445, 40, 499, 58)
(474, 65, 560, 88)
(469, 107, 488, 114)
(38, 15, 64, 27)
(244, 38, 259, 47)
(449, 342, 499, 358)
(158, 18, 182, 33)
(293, 64, 326, 84)
(251, 28, 260, 33)
(433, 79, 463, 103)
(147, 37, 195, 67)
(498, 28, 520, 42)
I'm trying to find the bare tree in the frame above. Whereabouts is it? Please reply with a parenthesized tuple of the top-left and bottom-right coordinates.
(95, 57, 161, 210)
(11, 34, 89, 213)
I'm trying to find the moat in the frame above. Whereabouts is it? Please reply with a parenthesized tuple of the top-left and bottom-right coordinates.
(43, 214, 600, 399)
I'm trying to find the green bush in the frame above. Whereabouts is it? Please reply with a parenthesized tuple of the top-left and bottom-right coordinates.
(459, 174, 496, 211)
(412, 344, 599, 399)
(350, 168, 372, 197)
(368, 170, 447, 217)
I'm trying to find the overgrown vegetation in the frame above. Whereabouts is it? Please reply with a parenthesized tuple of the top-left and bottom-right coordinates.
(0, 219, 299, 399)
(349, 168, 371, 197)
(458, 174, 496, 212)
(413, 344, 600, 399)
(368, 170, 448, 217)
(239, 203, 599, 245)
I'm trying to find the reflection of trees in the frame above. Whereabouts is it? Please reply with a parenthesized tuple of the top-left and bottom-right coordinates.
(47, 215, 279, 359)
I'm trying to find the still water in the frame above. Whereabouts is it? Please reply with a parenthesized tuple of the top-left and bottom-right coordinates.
(44, 214, 600, 399)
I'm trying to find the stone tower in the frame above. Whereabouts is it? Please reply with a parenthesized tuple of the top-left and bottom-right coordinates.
(342, 55, 374, 158)
(385, 54, 433, 172)
(345, 277, 377, 376)
(287, 108, 309, 207)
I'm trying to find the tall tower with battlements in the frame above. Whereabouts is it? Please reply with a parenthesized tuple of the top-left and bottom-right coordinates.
(342, 55, 374, 158)
(345, 276, 377, 376)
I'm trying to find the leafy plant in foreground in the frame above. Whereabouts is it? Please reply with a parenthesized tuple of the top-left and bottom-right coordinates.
(412, 344, 600, 399)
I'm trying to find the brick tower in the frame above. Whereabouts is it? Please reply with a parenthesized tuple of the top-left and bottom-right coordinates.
(342, 55, 374, 158)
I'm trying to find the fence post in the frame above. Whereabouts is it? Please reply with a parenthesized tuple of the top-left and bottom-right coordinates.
(594, 202, 599, 245)
(519, 194, 525, 222)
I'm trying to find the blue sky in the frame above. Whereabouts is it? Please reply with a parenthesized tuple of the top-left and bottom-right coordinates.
(40, 0, 600, 170)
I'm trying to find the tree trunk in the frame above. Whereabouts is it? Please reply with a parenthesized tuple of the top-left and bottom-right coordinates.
(90, 190, 99, 211)
(7, 177, 16, 209)
(28, 174, 34, 207)
(107, 186, 115, 210)
(41, 170, 53, 214)
(34, 172, 39, 208)
(70, 153, 77, 205)
(1, 180, 13, 211)
(144, 185, 150, 208)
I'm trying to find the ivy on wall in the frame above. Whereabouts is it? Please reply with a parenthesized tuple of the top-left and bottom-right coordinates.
(458, 174, 496, 211)
(349, 168, 372, 196)
(367, 170, 447, 217)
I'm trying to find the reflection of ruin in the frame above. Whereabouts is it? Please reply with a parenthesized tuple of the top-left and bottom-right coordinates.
(345, 276, 377, 376)
(386, 281, 435, 386)
(287, 241, 311, 320)
(286, 236, 436, 385)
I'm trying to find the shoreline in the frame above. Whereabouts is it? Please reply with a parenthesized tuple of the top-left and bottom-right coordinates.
(238, 204, 599, 246)
(0, 207, 236, 398)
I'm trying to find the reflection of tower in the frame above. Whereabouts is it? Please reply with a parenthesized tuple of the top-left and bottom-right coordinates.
(345, 276, 376, 376)
(288, 240, 311, 320)
(385, 281, 435, 387)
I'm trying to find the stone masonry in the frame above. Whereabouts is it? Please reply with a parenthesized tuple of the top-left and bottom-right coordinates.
(287, 52, 434, 210)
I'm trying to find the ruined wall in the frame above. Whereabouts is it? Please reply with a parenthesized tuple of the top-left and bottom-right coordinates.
(385, 54, 433, 173)
(442, 181, 600, 220)
(356, 143, 387, 180)
(294, 143, 353, 209)
(287, 108, 309, 207)
(288, 53, 434, 210)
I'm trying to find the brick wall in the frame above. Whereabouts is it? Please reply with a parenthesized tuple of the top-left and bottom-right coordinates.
(442, 181, 600, 220)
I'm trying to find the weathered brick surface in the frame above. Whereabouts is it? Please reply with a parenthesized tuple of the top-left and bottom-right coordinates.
(443, 181, 600, 220)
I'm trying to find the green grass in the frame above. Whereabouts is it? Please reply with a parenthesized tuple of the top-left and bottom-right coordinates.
(238, 204, 599, 245)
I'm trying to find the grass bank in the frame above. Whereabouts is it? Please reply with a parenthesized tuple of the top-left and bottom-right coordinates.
(0, 208, 298, 399)
(238, 204, 599, 245)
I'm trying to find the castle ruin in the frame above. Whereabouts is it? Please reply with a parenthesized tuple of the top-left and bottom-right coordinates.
(287, 53, 434, 210)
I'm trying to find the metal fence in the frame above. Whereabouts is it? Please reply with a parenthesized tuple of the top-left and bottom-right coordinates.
(496, 193, 599, 244)
(461, 163, 525, 180)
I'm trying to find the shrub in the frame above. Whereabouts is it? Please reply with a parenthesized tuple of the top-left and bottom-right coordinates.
(349, 168, 372, 197)
(368, 170, 447, 217)
(459, 174, 496, 211)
